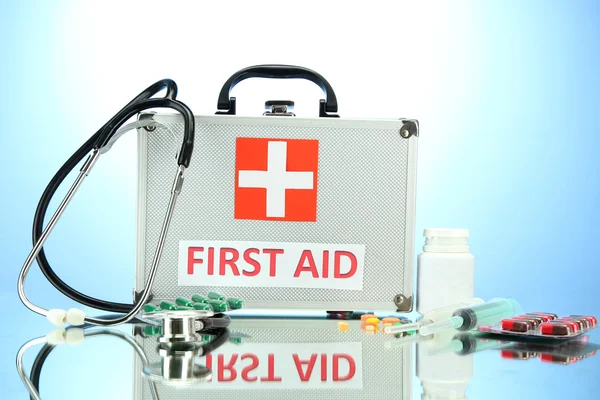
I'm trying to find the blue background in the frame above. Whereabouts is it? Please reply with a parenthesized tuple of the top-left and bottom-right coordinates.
(1, 1, 599, 398)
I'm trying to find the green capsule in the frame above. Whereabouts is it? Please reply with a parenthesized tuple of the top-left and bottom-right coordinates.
(229, 337, 243, 345)
(201, 335, 213, 343)
(191, 294, 210, 304)
(176, 297, 194, 307)
(160, 301, 178, 311)
(192, 303, 213, 311)
(226, 298, 244, 310)
(144, 304, 161, 313)
(143, 325, 161, 336)
(176, 305, 192, 311)
(209, 300, 229, 313)
(208, 292, 226, 301)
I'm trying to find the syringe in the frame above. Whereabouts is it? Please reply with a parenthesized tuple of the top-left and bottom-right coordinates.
(419, 297, 522, 336)
(384, 298, 485, 335)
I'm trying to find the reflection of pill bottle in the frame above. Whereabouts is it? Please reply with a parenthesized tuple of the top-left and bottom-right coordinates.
(418, 329, 472, 400)
(417, 229, 474, 314)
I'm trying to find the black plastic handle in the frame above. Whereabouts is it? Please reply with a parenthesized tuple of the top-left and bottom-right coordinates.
(216, 64, 339, 117)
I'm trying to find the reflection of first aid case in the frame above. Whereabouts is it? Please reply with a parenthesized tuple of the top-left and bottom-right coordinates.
(135, 65, 419, 312)
(134, 318, 413, 399)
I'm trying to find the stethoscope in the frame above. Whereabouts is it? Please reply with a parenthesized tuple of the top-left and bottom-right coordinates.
(17, 79, 222, 329)
(17, 318, 231, 400)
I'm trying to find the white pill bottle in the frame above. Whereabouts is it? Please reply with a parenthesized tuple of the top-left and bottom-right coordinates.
(417, 228, 475, 400)
(416, 228, 474, 314)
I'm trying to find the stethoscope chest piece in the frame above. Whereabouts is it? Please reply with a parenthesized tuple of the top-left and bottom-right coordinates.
(143, 342, 211, 386)
(143, 310, 214, 344)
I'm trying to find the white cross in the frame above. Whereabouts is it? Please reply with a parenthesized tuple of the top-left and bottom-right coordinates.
(238, 141, 314, 217)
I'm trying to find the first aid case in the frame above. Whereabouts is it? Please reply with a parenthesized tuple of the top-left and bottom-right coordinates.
(135, 65, 419, 312)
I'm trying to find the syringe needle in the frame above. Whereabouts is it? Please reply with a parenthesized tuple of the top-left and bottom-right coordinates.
(384, 322, 420, 334)
(420, 316, 464, 336)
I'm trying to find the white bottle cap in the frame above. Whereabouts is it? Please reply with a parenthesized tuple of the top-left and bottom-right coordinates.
(423, 228, 470, 253)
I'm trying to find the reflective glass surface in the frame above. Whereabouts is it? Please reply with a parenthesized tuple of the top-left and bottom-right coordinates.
(10, 314, 600, 399)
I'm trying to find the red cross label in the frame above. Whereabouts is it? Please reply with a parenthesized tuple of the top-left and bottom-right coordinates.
(234, 138, 319, 221)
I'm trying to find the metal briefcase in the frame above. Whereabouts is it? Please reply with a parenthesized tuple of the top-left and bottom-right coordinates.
(135, 65, 419, 312)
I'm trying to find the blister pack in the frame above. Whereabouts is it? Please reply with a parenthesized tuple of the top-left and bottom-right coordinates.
(478, 313, 598, 344)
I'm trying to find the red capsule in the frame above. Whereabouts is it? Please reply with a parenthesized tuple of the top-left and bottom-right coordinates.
(553, 319, 580, 332)
(527, 312, 558, 321)
(559, 317, 588, 330)
(501, 318, 533, 332)
(568, 315, 596, 328)
(541, 322, 575, 336)
(514, 315, 542, 328)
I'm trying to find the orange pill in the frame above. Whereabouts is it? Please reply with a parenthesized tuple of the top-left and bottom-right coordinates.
(361, 314, 377, 322)
(382, 317, 401, 324)
(360, 323, 379, 333)
(338, 321, 349, 332)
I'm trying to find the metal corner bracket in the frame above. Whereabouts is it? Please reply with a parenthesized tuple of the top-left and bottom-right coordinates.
(399, 119, 419, 139)
(139, 111, 157, 131)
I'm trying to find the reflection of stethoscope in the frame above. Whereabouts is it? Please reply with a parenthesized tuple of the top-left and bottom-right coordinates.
(17, 318, 230, 400)
(16, 79, 204, 327)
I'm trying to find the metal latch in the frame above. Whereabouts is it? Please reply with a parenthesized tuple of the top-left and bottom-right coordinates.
(263, 100, 296, 116)
(394, 294, 413, 312)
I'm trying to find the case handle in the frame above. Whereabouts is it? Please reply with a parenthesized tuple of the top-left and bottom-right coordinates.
(216, 64, 339, 117)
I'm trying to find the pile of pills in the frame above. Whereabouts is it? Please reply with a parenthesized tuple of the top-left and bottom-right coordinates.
(540, 315, 597, 336)
(143, 292, 244, 314)
(480, 312, 597, 341)
(499, 313, 597, 336)
(337, 313, 413, 336)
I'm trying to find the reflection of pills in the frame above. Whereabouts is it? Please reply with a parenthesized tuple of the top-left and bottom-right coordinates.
(365, 317, 380, 325)
(382, 317, 400, 324)
(361, 314, 377, 322)
(501, 350, 535, 360)
(361, 323, 379, 333)
(338, 322, 349, 332)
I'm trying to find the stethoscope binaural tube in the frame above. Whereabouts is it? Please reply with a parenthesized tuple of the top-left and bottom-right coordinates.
(18, 79, 195, 327)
